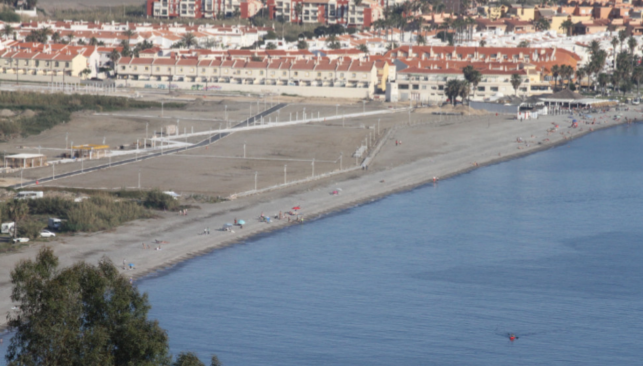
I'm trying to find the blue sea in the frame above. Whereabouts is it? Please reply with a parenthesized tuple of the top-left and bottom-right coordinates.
(2, 123, 643, 365)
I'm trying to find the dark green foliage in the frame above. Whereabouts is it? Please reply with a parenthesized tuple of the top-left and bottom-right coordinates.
(211, 355, 223, 366)
(173, 352, 205, 366)
(63, 196, 149, 232)
(144, 190, 179, 211)
(0, 8, 20, 22)
(437, 31, 454, 44)
(0, 92, 183, 138)
(26, 196, 75, 218)
(17, 219, 44, 239)
(6, 247, 172, 366)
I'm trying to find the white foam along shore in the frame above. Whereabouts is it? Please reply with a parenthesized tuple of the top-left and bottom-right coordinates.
(0, 107, 638, 333)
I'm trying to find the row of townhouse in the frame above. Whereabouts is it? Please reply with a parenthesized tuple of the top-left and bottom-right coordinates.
(116, 56, 378, 94)
(386, 46, 581, 73)
(146, 0, 261, 18)
(0, 48, 88, 80)
(389, 63, 551, 103)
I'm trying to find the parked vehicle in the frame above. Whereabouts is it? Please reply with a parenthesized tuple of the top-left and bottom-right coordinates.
(40, 230, 56, 238)
(12, 237, 29, 243)
(48, 218, 62, 230)
(1, 222, 14, 234)
(16, 191, 43, 200)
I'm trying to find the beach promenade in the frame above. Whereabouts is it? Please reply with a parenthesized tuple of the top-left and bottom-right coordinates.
(0, 106, 638, 332)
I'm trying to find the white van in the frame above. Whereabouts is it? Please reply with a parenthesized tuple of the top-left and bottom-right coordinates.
(16, 191, 43, 200)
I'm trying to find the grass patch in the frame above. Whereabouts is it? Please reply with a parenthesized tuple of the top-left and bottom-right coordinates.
(0, 92, 184, 138)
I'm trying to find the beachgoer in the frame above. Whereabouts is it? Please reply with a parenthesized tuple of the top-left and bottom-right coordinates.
(234, 218, 237, 225)
(123, 259, 126, 270)
(207, 227, 210, 235)
(142, 243, 145, 249)
(240, 224, 244, 229)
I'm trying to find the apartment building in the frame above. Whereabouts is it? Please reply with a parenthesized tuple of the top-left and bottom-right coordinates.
(390, 64, 551, 102)
(265, 0, 381, 26)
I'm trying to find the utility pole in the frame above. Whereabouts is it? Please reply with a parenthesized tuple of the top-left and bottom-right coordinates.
(243, 142, 246, 158)
(138, 169, 141, 189)
(311, 158, 315, 177)
(254, 171, 258, 191)
(52, 163, 55, 180)
(161, 101, 164, 117)
(284, 164, 287, 184)
(340, 152, 343, 170)
(146, 122, 149, 139)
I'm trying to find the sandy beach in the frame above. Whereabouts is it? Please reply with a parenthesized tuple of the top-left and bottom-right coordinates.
(0, 105, 638, 332)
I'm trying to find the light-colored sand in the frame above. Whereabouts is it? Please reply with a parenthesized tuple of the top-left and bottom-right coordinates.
(0, 106, 637, 331)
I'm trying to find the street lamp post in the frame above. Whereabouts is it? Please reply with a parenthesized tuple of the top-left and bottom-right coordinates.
(336, 104, 339, 116)
(254, 171, 257, 191)
(284, 164, 287, 184)
(311, 158, 315, 178)
(362, 100, 366, 112)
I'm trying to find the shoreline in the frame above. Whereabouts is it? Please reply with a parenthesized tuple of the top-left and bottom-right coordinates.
(0, 109, 638, 334)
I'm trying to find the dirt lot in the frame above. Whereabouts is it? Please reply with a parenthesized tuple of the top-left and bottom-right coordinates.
(1, 96, 413, 195)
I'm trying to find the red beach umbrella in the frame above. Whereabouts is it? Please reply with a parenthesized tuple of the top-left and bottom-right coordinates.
(292, 206, 300, 210)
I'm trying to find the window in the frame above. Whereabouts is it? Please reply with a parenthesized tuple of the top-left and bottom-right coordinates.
(340, 73, 344, 77)
(133, 66, 138, 71)
(35, 61, 39, 67)
(412, 85, 419, 90)
(167, 67, 171, 72)
(145, 67, 149, 71)
(202, 68, 206, 72)
(65, 62, 69, 67)
(421, 85, 426, 90)
(399, 84, 409, 90)
(317, 72, 321, 76)
(180, 68, 183, 72)
(282, 71, 287, 76)
(478, 86, 485, 91)
(260, 70, 264, 75)
(25, 61, 29, 66)
(490, 86, 499, 92)
(294, 71, 298, 76)
(121, 66, 125, 70)
(156, 67, 160, 71)
(352, 73, 356, 77)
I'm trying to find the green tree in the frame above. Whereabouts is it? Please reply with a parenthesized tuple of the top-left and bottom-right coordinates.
(326, 34, 341, 50)
(108, 48, 120, 68)
(2, 24, 13, 40)
(265, 42, 277, 50)
(5, 247, 172, 366)
(89, 36, 98, 46)
(416, 34, 425, 45)
(517, 40, 530, 48)
(618, 29, 627, 53)
(534, 18, 551, 31)
(632, 66, 643, 96)
(211, 355, 223, 366)
(6, 199, 28, 239)
(173, 352, 205, 366)
(51, 31, 61, 43)
(479, 39, 486, 47)
(559, 19, 574, 37)
(296, 40, 308, 50)
(575, 67, 586, 91)
(511, 73, 523, 96)
(445, 79, 466, 106)
(357, 43, 369, 54)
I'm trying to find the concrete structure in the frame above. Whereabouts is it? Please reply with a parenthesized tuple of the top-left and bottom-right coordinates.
(5, 154, 47, 169)
(71, 144, 111, 159)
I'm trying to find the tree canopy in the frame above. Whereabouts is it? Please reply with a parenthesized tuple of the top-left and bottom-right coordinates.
(5, 247, 223, 366)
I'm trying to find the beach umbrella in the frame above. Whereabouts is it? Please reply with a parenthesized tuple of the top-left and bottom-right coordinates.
(292, 206, 300, 210)
(572, 119, 577, 122)
(238, 220, 246, 225)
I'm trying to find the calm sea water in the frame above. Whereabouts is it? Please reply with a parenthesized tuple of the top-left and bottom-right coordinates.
(3, 123, 643, 365)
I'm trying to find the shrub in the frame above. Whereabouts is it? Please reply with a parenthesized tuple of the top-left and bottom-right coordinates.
(63, 196, 149, 232)
(144, 190, 178, 211)
(26, 197, 75, 218)
(0, 9, 20, 22)
(18, 220, 45, 239)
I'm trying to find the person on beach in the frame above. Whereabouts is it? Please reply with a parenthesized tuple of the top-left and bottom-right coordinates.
(234, 218, 237, 225)
(123, 259, 126, 270)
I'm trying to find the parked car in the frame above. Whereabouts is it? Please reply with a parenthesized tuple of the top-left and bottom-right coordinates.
(40, 230, 56, 238)
(12, 237, 29, 243)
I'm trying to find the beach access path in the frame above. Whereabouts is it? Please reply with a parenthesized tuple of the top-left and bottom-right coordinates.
(0, 106, 638, 331)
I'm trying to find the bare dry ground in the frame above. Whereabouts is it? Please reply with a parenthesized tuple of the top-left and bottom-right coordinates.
(0, 96, 405, 195)
(39, 0, 142, 12)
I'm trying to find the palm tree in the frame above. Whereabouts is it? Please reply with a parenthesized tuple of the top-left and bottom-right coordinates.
(575, 68, 586, 92)
(7, 199, 28, 239)
(89, 37, 98, 46)
(559, 19, 574, 37)
(479, 39, 486, 47)
(181, 32, 197, 48)
(511, 73, 523, 96)
(445, 79, 462, 106)
(51, 31, 60, 43)
(66, 33, 74, 44)
(326, 34, 341, 50)
(632, 66, 643, 96)
(517, 40, 530, 48)
(108, 49, 120, 68)
(610, 37, 619, 68)
(618, 29, 627, 53)
(589, 40, 600, 56)
(416, 34, 425, 45)
(551, 64, 560, 90)
(462, 65, 481, 103)
(357, 44, 369, 54)
(597, 73, 609, 96)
